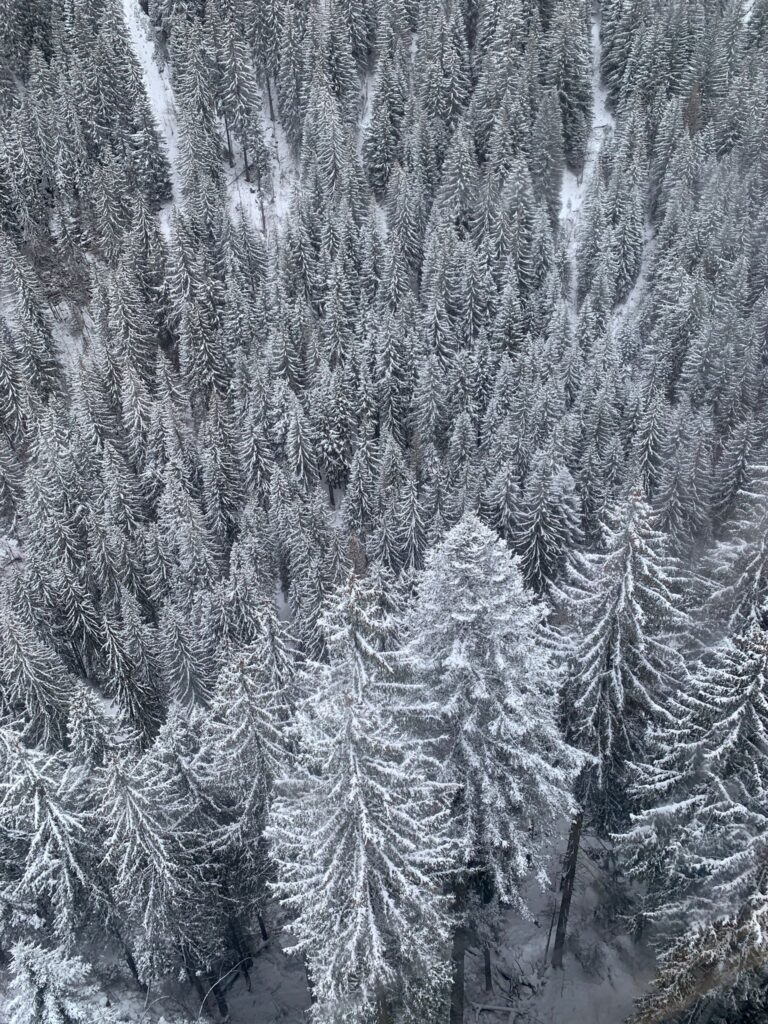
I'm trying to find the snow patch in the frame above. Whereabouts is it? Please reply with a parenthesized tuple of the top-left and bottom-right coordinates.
(464, 835, 654, 1024)
(121, 0, 180, 237)
(559, 14, 615, 231)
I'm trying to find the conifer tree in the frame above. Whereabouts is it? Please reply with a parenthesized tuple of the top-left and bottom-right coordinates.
(401, 514, 581, 908)
(9, 942, 115, 1024)
(548, 0, 593, 172)
(555, 495, 691, 834)
(269, 570, 455, 1022)
(514, 448, 582, 594)
(621, 621, 768, 954)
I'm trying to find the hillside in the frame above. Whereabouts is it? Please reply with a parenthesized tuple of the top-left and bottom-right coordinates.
(2, 2, 768, 1023)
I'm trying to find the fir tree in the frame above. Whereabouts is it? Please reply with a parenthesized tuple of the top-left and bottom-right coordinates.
(555, 495, 691, 834)
(269, 570, 455, 1021)
(9, 942, 115, 1024)
(401, 514, 581, 909)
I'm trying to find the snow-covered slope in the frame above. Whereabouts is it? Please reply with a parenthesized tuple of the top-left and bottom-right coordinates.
(121, 0, 297, 237)
(122, 0, 180, 203)
(559, 12, 615, 239)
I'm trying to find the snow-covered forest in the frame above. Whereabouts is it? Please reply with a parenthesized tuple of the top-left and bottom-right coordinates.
(1, 0, 768, 1021)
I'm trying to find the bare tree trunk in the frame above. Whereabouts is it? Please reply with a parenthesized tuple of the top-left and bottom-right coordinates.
(265, 77, 276, 122)
(186, 966, 206, 1006)
(206, 971, 229, 1019)
(223, 117, 235, 168)
(552, 811, 583, 969)
(123, 946, 144, 991)
(450, 882, 468, 1024)
(257, 912, 269, 943)
(376, 989, 393, 1024)
(226, 921, 252, 990)
(251, 148, 267, 234)
(484, 946, 493, 993)
(109, 924, 146, 992)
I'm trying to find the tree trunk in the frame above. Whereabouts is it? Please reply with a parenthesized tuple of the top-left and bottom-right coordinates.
(109, 924, 146, 993)
(226, 921, 251, 990)
(224, 117, 235, 169)
(265, 77, 276, 123)
(123, 945, 144, 991)
(376, 989, 393, 1024)
(186, 966, 207, 1007)
(207, 971, 229, 1019)
(484, 945, 493, 992)
(257, 912, 269, 943)
(450, 881, 468, 1024)
(551, 811, 583, 969)
(250, 147, 267, 234)
(450, 924, 467, 1024)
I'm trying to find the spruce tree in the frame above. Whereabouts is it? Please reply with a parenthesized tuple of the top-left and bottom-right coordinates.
(269, 570, 455, 1022)
(555, 495, 691, 834)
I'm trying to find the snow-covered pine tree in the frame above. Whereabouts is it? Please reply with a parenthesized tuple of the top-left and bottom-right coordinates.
(514, 447, 582, 594)
(269, 567, 455, 1023)
(9, 941, 116, 1024)
(401, 513, 581, 907)
(621, 621, 768, 945)
(554, 494, 691, 835)
(0, 726, 94, 941)
(702, 456, 768, 633)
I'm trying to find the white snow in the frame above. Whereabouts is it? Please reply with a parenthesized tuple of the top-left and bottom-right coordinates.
(208, 835, 652, 1024)
(559, 15, 615, 232)
(463, 838, 654, 1024)
(358, 70, 376, 156)
(264, 115, 298, 232)
(121, 0, 180, 237)
(222, 937, 312, 1023)
(223, 96, 298, 238)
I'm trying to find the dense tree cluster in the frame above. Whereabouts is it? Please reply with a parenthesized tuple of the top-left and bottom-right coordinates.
(2, 0, 768, 1021)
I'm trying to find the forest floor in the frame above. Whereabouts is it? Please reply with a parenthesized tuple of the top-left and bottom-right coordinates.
(65, 841, 652, 1024)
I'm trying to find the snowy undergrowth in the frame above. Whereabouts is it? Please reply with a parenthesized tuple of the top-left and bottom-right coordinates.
(212, 845, 653, 1024)
(224, 107, 296, 235)
(121, 0, 296, 239)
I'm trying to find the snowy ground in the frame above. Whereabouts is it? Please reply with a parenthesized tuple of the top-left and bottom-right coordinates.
(0, 849, 651, 1024)
(139, 839, 650, 1024)
(122, 0, 297, 239)
(559, 10, 616, 275)
(223, 846, 652, 1024)
(122, 0, 180, 239)
(462, 839, 653, 1024)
